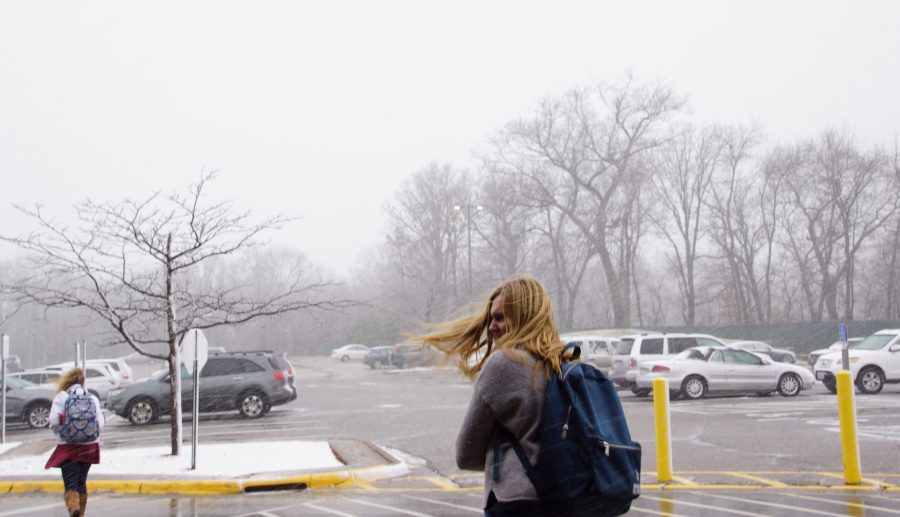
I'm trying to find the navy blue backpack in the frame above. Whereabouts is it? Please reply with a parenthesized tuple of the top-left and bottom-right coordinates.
(493, 345, 641, 515)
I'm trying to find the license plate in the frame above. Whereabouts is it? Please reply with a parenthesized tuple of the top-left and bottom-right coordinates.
(816, 371, 827, 380)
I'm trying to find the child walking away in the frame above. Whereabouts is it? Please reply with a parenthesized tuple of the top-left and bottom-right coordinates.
(415, 276, 640, 517)
(45, 368, 105, 517)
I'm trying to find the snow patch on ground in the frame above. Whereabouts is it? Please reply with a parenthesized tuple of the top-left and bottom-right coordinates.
(0, 441, 342, 478)
(0, 442, 22, 455)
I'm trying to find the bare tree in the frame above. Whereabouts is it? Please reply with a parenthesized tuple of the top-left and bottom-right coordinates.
(382, 162, 468, 320)
(487, 76, 683, 326)
(777, 131, 896, 320)
(1, 171, 350, 455)
(651, 125, 719, 324)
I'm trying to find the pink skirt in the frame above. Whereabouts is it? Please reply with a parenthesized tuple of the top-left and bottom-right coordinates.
(45, 443, 101, 469)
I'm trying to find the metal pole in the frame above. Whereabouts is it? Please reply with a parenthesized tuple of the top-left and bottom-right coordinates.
(1, 334, 7, 444)
(191, 331, 200, 470)
(466, 205, 473, 294)
(74, 342, 81, 368)
(81, 340, 87, 371)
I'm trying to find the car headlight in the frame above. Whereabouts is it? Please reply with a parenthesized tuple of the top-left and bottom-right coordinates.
(818, 359, 833, 368)
(108, 387, 126, 398)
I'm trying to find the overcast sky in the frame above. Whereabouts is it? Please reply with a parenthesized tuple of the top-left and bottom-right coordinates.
(2, 1, 898, 277)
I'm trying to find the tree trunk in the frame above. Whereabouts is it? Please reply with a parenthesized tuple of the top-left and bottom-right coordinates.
(166, 233, 182, 456)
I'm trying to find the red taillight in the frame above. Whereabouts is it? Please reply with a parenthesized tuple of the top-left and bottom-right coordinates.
(108, 379, 116, 384)
(630, 358, 637, 368)
(274, 371, 285, 381)
(651, 365, 670, 372)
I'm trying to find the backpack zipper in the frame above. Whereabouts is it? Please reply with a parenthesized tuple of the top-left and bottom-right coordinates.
(600, 440, 641, 456)
(561, 404, 573, 439)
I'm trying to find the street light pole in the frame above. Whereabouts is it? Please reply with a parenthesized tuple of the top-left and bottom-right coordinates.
(454, 204, 482, 294)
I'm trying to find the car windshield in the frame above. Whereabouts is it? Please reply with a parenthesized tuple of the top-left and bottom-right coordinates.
(6, 376, 38, 389)
(674, 348, 706, 360)
(854, 334, 896, 350)
(615, 339, 634, 354)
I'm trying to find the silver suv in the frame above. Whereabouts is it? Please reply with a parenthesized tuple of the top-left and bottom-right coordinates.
(611, 333, 726, 395)
(106, 351, 297, 425)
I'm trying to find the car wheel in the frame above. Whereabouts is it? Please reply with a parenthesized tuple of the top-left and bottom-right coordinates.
(856, 366, 885, 395)
(777, 373, 801, 396)
(371, 360, 383, 369)
(630, 388, 650, 397)
(824, 379, 837, 394)
(340, 355, 350, 363)
(238, 391, 269, 418)
(681, 375, 706, 399)
(25, 402, 51, 428)
(127, 398, 159, 425)
(783, 356, 795, 364)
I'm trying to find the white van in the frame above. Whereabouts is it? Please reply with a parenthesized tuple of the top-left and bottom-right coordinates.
(560, 334, 620, 370)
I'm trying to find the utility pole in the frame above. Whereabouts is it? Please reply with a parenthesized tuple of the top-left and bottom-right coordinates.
(454, 204, 482, 294)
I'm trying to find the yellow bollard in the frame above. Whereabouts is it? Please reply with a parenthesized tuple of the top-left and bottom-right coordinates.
(652, 377, 673, 483)
(836, 370, 862, 484)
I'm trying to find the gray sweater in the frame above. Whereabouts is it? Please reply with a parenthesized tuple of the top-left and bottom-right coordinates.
(456, 349, 547, 505)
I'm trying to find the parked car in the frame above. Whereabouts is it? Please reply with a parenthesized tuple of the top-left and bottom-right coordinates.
(728, 341, 796, 363)
(560, 334, 620, 369)
(38, 363, 121, 400)
(2, 376, 54, 428)
(4, 354, 24, 373)
(106, 350, 297, 425)
(331, 344, 371, 362)
(8, 369, 63, 388)
(364, 346, 398, 369)
(635, 346, 815, 399)
(392, 344, 439, 369)
(814, 329, 900, 394)
(611, 333, 727, 395)
(49, 357, 135, 384)
(807, 338, 864, 366)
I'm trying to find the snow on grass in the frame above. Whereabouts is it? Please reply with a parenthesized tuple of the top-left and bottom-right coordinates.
(0, 441, 342, 478)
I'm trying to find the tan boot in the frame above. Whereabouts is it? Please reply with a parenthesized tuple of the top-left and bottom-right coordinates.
(64, 491, 81, 517)
(79, 493, 88, 516)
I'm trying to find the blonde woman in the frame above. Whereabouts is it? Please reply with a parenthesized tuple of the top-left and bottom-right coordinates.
(417, 276, 607, 516)
(45, 368, 105, 517)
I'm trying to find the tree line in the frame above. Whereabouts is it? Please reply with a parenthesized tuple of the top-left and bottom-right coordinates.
(2, 75, 899, 365)
(366, 76, 900, 332)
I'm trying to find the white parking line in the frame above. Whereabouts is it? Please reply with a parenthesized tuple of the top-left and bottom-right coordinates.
(639, 495, 763, 516)
(691, 492, 852, 516)
(789, 492, 900, 514)
(401, 494, 482, 513)
(0, 503, 62, 516)
(627, 503, 691, 516)
(344, 497, 436, 516)
(302, 502, 359, 516)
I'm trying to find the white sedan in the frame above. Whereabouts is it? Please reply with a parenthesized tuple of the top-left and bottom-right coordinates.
(635, 346, 815, 399)
(330, 344, 372, 362)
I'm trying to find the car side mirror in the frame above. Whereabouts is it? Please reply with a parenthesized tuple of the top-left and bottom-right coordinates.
(890, 344, 900, 353)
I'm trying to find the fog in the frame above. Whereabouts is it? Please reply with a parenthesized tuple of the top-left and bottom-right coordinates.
(2, 1, 900, 363)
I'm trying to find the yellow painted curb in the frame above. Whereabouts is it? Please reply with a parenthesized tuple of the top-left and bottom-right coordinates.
(140, 480, 242, 495)
(88, 480, 144, 493)
(8, 480, 64, 493)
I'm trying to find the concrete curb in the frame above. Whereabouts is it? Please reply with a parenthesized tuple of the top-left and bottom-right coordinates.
(0, 441, 410, 496)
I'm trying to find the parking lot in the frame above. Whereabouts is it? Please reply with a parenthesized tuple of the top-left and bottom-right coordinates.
(2, 356, 899, 515)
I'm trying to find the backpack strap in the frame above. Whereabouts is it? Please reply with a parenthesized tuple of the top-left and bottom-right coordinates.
(492, 426, 542, 490)
(562, 343, 581, 361)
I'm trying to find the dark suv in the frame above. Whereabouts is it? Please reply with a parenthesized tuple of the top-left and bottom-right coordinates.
(106, 351, 297, 425)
